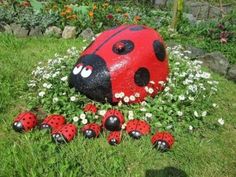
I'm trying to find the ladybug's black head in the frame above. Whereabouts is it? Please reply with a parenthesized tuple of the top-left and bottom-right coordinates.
(69, 54, 112, 103)
(12, 121, 24, 133)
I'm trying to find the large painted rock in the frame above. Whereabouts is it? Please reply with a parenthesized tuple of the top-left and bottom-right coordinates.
(69, 25, 169, 104)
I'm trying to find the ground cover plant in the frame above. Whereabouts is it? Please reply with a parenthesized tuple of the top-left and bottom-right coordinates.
(25, 44, 218, 133)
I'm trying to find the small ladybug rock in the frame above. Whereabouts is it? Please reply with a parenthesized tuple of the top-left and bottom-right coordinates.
(81, 123, 101, 139)
(151, 131, 175, 151)
(83, 103, 97, 114)
(102, 109, 125, 131)
(12, 112, 37, 132)
(69, 24, 169, 104)
(40, 114, 66, 130)
(126, 119, 150, 139)
(107, 131, 122, 146)
(52, 124, 77, 144)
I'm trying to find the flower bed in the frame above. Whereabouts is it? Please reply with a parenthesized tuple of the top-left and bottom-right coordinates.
(24, 42, 218, 133)
(0, 1, 170, 34)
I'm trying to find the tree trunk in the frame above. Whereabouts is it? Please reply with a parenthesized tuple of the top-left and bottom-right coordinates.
(170, 0, 184, 31)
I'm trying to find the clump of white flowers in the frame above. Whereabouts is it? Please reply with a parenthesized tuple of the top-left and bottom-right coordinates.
(25, 45, 219, 131)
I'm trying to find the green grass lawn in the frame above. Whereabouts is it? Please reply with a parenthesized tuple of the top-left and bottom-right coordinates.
(0, 34, 236, 177)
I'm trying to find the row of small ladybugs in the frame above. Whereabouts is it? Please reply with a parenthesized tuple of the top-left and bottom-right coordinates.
(12, 103, 175, 152)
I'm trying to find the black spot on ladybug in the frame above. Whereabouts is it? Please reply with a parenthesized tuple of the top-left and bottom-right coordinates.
(27, 122, 30, 124)
(130, 26, 145, 31)
(153, 40, 166, 61)
(112, 40, 134, 55)
(69, 54, 112, 103)
(134, 68, 150, 86)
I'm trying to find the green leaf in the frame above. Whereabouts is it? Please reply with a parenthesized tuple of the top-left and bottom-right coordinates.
(29, 0, 43, 12)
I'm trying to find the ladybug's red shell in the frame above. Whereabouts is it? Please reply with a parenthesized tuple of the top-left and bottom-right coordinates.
(126, 119, 150, 139)
(102, 109, 125, 131)
(69, 25, 168, 104)
(52, 124, 77, 143)
(151, 131, 175, 150)
(81, 123, 101, 138)
(41, 114, 66, 130)
(107, 131, 122, 145)
(83, 103, 98, 114)
(12, 112, 37, 132)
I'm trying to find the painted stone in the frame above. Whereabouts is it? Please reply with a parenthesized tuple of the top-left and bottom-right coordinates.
(12, 112, 37, 132)
(151, 131, 175, 151)
(69, 25, 169, 104)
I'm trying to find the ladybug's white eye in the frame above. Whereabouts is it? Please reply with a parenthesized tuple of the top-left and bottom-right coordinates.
(81, 65, 93, 78)
(73, 63, 83, 75)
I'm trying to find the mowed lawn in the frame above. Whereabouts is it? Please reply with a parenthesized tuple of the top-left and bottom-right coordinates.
(0, 34, 236, 177)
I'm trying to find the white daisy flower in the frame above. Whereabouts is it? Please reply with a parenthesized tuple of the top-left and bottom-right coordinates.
(123, 96, 130, 103)
(166, 125, 173, 129)
(129, 95, 136, 101)
(128, 115, 134, 120)
(80, 113, 86, 119)
(144, 86, 149, 92)
(202, 111, 207, 117)
(141, 101, 147, 106)
(43, 83, 48, 88)
(38, 91, 45, 97)
(128, 111, 134, 116)
(189, 125, 193, 131)
(121, 123, 127, 130)
(61, 76, 68, 81)
(148, 88, 154, 94)
(73, 116, 79, 122)
(98, 110, 106, 116)
(145, 113, 152, 118)
(94, 115, 99, 119)
(150, 80, 155, 84)
(218, 118, 224, 125)
(177, 111, 183, 116)
(178, 95, 185, 101)
(118, 101, 122, 107)
(115, 93, 121, 98)
(82, 118, 88, 125)
(53, 97, 59, 103)
(164, 87, 170, 92)
(120, 92, 125, 98)
(70, 96, 77, 102)
(140, 107, 146, 112)
(194, 111, 199, 117)
(212, 103, 217, 108)
(134, 92, 140, 97)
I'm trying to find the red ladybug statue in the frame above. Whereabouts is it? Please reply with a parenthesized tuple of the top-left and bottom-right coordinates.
(151, 131, 175, 151)
(83, 103, 98, 114)
(102, 109, 125, 131)
(126, 119, 150, 139)
(107, 131, 122, 145)
(69, 24, 169, 104)
(51, 124, 77, 144)
(40, 114, 66, 130)
(12, 112, 37, 132)
(81, 123, 101, 139)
